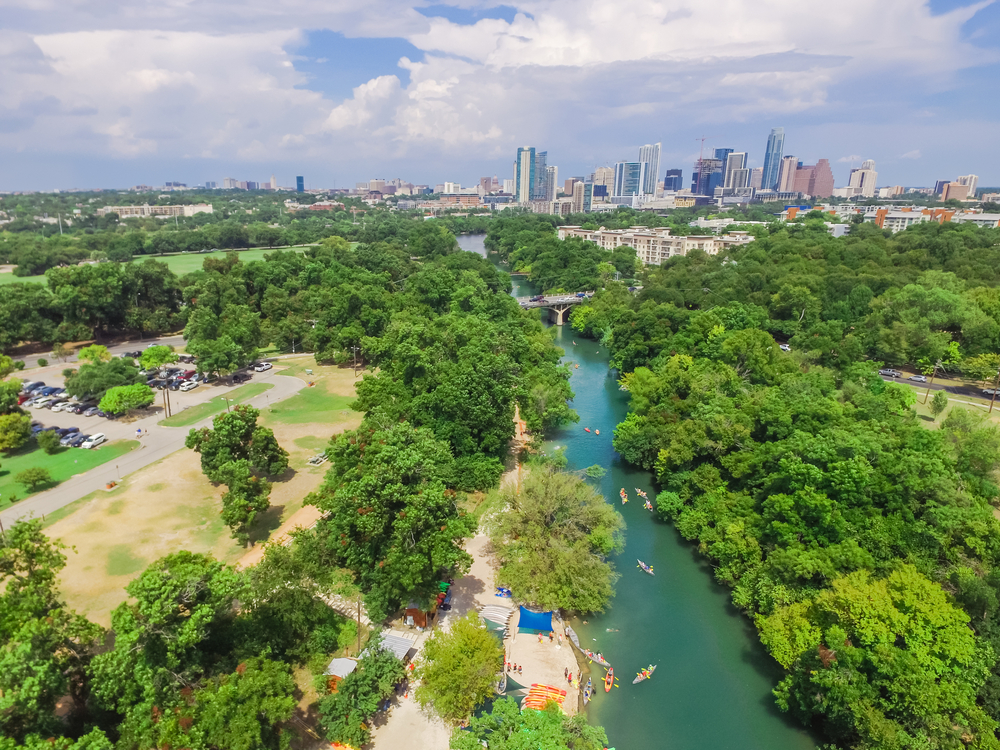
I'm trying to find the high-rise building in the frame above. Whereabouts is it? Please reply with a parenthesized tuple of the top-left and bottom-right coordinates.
(502, 178, 514, 194)
(750, 168, 763, 190)
(545, 165, 559, 201)
(638, 143, 661, 195)
(761, 127, 785, 190)
(956, 174, 979, 197)
(941, 182, 970, 201)
(849, 160, 878, 198)
(515, 147, 536, 203)
(572, 181, 593, 213)
(933, 180, 950, 195)
(295, 176, 304, 192)
(663, 169, 683, 191)
(270, 174, 277, 190)
(205, 181, 218, 189)
(223, 177, 238, 189)
(564, 177, 581, 196)
(724, 152, 748, 188)
(714, 148, 734, 175)
(790, 159, 835, 198)
(613, 162, 648, 198)
(593, 167, 615, 189)
(533, 151, 549, 200)
(691, 158, 723, 195)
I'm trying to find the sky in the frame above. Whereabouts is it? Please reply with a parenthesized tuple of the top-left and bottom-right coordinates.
(1, 0, 999, 192)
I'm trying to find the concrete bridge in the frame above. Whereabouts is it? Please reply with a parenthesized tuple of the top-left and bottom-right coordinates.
(516, 294, 589, 325)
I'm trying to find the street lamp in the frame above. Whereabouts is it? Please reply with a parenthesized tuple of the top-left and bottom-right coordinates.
(221, 397, 234, 414)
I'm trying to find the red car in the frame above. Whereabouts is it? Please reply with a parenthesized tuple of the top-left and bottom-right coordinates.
(180, 370, 197, 380)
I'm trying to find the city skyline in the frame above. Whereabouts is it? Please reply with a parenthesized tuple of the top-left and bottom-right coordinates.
(2, 0, 999, 191)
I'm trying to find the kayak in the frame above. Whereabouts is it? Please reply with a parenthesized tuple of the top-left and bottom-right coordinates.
(644, 499, 653, 511)
(604, 668, 614, 692)
(585, 428, 591, 432)
(584, 649, 611, 667)
(637, 559, 654, 576)
(633, 664, 657, 684)
(595, 429, 599, 434)
(583, 678, 593, 704)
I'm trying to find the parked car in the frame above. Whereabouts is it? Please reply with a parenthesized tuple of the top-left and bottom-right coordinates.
(18, 393, 31, 405)
(60, 431, 83, 446)
(49, 400, 71, 412)
(80, 433, 107, 449)
(55, 427, 79, 437)
(179, 380, 199, 392)
(879, 369, 903, 377)
(575, 292, 586, 298)
(150, 379, 168, 390)
(83, 406, 101, 417)
(33, 396, 56, 408)
(67, 433, 90, 447)
(22, 381, 44, 392)
(182, 369, 196, 379)
(779, 344, 791, 352)
(37, 386, 59, 396)
(169, 379, 183, 391)
(908, 374, 928, 383)
(69, 402, 94, 414)
(984, 388, 998, 396)
(253, 362, 272, 372)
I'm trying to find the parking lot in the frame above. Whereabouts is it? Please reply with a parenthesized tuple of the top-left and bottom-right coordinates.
(23, 363, 280, 442)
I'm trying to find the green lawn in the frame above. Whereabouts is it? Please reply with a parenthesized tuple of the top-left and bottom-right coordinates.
(0, 272, 46, 285)
(154, 246, 311, 276)
(267, 387, 355, 425)
(159, 382, 274, 427)
(0, 439, 138, 511)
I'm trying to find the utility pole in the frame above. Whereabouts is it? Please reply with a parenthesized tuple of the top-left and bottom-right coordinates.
(357, 596, 362, 654)
(990, 369, 1000, 414)
(922, 360, 941, 404)
(57, 214, 63, 235)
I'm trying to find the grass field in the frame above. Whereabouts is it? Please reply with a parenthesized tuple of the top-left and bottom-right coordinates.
(263, 359, 359, 426)
(0, 439, 138, 511)
(0, 272, 46, 285)
(159, 382, 274, 427)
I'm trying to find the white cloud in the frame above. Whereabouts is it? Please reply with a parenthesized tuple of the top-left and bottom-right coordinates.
(0, 0, 997, 186)
(839, 155, 863, 163)
(901, 149, 922, 159)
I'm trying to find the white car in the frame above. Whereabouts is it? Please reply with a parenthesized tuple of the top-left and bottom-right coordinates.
(80, 433, 107, 449)
(779, 344, 791, 352)
(33, 396, 56, 408)
(50, 400, 74, 412)
(179, 380, 199, 392)
(253, 362, 273, 372)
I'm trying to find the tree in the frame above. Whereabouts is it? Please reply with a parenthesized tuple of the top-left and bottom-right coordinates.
(0, 413, 32, 452)
(414, 611, 504, 723)
(188, 658, 295, 750)
(306, 422, 476, 621)
(930, 389, 949, 419)
(450, 697, 608, 750)
(184, 405, 288, 481)
(35, 358, 46, 367)
(0, 521, 102, 743)
(486, 468, 625, 613)
(64, 358, 142, 399)
(216, 459, 273, 546)
(76, 344, 111, 364)
(51, 342, 71, 362)
(98, 383, 154, 414)
(14, 467, 52, 492)
(318, 637, 406, 747)
(35, 429, 61, 455)
(188, 335, 248, 379)
(139, 344, 178, 371)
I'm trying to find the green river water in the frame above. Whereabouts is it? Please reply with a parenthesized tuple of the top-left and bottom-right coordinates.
(460, 235, 816, 750)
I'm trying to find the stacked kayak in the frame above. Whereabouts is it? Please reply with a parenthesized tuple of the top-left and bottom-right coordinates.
(522, 683, 567, 710)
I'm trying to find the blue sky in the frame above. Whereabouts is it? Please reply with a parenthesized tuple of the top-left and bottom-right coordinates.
(1, 0, 998, 191)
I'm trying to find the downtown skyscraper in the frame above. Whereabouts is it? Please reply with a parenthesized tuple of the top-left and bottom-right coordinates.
(760, 127, 785, 191)
(638, 143, 661, 195)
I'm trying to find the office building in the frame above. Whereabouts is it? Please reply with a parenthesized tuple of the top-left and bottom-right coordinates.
(724, 152, 748, 189)
(663, 169, 683, 191)
(638, 143, 661, 195)
(593, 167, 615, 190)
(502, 178, 514, 194)
(777, 156, 799, 192)
(691, 158, 723, 195)
(205, 181, 217, 189)
(572, 181, 593, 213)
(793, 159, 835, 198)
(750, 168, 763, 190)
(956, 174, 979, 197)
(296, 176, 304, 192)
(270, 175, 277, 190)
(533, 151, 549, 200)
(564, 177, 581, 196)
(545, 165, 559, 201)
(933, 179, 950, 195)
(714, 148, 734, 177)
(940, 182, 970, 201)
(96, 204, 214, 218)
(223, 177, 238, 189)
(761, 127, 785, 190)
(848, 160, 877, 198)
(613, 162, 648, 199)
(515, 147, 536, 203)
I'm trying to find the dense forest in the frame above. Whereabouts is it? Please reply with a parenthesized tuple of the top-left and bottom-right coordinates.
(543, 214, 1000, 749)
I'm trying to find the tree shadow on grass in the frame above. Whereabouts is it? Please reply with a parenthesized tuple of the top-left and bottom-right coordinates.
(247, 503, 286, 546)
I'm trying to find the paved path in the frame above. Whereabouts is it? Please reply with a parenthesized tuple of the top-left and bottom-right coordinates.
(0, 370, 306, 527)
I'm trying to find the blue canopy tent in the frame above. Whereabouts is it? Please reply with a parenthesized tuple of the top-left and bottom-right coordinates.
(517, 606, 553, 633)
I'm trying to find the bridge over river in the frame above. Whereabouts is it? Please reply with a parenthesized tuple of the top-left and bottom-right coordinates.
(516, 294, 588, 324)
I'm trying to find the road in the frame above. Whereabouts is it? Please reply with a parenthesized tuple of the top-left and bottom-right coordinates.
(880, 374, 997, 401)
(516, 294, 589, 308)
(15, 334, 188, 370)
(0, 368, 306, 527)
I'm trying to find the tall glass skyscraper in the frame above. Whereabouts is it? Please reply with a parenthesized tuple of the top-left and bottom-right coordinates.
(613, 161, 648, 198)
(515, 147, 535, 203)
(638, 143, 661, 195)
(761, 128, 785, 190)
(663, 169, 683, 191)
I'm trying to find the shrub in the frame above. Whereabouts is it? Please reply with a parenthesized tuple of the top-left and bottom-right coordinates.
(15, 466, 53, 492)
(36, 358, 48, 367)
(36, 430, 62, 454)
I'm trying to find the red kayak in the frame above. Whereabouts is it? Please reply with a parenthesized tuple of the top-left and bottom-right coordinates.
(604, 667, 614, 692)
(584, 428, 591, 432)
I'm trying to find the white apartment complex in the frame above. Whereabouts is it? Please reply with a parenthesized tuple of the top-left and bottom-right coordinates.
(95, 204, 214, 218)
(557, 225, 754, 265)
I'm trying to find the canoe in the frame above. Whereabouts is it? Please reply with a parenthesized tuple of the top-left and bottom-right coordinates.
(584, 427, 591, 432)
(637, 559, 654, 576)
(633, 664, 657, 684)
(583, 678, 593, 704)
(584, 649, 611, 667)
(604, 668, 614, 692)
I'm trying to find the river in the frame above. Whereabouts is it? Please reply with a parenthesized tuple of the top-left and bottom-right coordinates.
(460, 233, 816, 750)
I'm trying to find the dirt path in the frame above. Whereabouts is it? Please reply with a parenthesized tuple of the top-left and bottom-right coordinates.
(236, 504, 325, 569)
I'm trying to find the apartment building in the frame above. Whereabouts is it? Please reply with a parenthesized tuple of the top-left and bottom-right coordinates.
(95, 204, 214, 218)
(557, 225, 754, 265)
